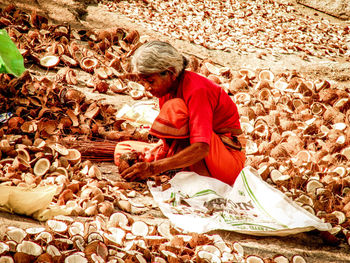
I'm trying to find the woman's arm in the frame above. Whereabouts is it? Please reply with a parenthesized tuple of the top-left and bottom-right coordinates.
(153, 142, 209, 174)
(121, 142, 209, 181)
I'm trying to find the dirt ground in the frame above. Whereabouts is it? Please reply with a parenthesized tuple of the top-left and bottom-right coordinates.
(1, 0, 350, 262)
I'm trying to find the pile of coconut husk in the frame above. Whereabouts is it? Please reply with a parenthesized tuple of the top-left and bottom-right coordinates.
(100, 0, 350, 61)
(0, 214, 314, 263)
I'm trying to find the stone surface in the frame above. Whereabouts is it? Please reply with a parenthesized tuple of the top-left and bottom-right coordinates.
(297, 0, 350, 20)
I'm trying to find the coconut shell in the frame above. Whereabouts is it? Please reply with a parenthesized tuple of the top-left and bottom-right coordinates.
(62, 88, 85, 104)
(93, 81, 109, 93)
(270, 143, 290, 159)
(274, 77, 289, 91)
(111, 81, 128, 94)
(228, 78, 248, 94)
(253, 102, 267, 116)
(61, 55, 78, 67)
(292, 98, 305, 112)
(188, 55, 200, 72)
(280, 120, 297, 131)
(257, 87, 272, 101)
(298, 81, 313, 97)
(233, 92, 251, 105)
(255, 79, 271, 91)
(207, 74, 221, 84)
(334, 100, 350, 116)
(96, 28, 117, 42)
(66, 69, 77, 85)
(33, 158, 50, 177)
(40, 55, 60, 68)
(98, 201, 114, 217)
(124, 30, 140, 44)
(323, 107, 345, 124)
(8, 116, 25, 131)
(310, 102, 326, 115)
(239, 106, 256, 120)
(286, 77, 301, 91)
(57, 189, 74, 205)
(253, 124, 269, 139)
(239, 68, 255, 81)
(13, 252, 35, 263)
(108, 57, 123, 72)
(286, 136, 304, 152)
(314, 79, 331, 92)
(257, 141, 272, 155)
(258, 69, 274, 82)
(129, 89, 144, 100)
(121, 60, 132, 73)
(80, 57, 98, 73)
(318, 88, 339, 105)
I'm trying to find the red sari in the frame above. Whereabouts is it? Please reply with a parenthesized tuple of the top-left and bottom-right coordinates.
(149, 97, 245, 185)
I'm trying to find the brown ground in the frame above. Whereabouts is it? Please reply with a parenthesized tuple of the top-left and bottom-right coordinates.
(1, 0, 350, 262)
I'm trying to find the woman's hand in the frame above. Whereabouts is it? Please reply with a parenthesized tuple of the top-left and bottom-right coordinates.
(121, 142, 209, 181)
(120, 162, 155, 181)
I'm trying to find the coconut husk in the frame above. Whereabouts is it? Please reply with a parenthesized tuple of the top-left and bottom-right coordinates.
(280, 120, 297, 131)
(286, 136, 304, 154)
(286, 77, 300, 91)
(255, 80, 271, 91)
(238, 106, 256, 120)
(228, 78, 248, 94)
(270, 143, 290, 159)
(318, 88, 339, 105)
(254, 102, 267, 116)
(258, 141, 275, 155)
(62, 139, 116, 162)
(270, 132, 282, 145)
(257, 87, 272, 101)
(323, 107, 345, 124)
(187, 55, 200, 72)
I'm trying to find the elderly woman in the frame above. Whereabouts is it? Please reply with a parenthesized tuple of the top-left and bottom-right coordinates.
(119, 41, 245, 185)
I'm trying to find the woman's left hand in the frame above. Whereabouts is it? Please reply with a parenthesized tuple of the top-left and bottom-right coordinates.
(120, 162, 154, 181)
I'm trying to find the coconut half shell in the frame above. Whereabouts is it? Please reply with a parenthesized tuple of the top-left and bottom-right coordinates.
(16, 241, 43, 257)
(246, 255, 264, 263)
(258, 69, 274, 82)
(110, 79, 127, 94)
(50, 143, 69, 156)
(80, 57, 98, 73)
(64, 253, 88, 263)
(40, 55, 60, 68)
(65, 149, 81, 165)
(33, 158, 50, 177)
(129, 89, 144, 100)
(61, 55, 78, 67)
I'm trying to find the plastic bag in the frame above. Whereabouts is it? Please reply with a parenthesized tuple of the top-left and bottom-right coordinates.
(148, 166, 331, 236)
(0, 29, 25, 77)
(116, 101, 159, 125)
(0, 185, 69, 221)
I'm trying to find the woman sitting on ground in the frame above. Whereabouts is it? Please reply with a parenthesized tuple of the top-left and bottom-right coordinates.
(119, 40, 246, 185)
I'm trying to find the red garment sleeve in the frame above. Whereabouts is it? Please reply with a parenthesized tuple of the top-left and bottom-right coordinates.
(187, 88, 214, 145)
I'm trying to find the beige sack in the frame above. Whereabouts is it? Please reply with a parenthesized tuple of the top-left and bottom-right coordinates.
(0, 185, 67, 221)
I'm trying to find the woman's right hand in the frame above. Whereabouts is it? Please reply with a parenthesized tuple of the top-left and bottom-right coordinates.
(120, 162, 155, 181)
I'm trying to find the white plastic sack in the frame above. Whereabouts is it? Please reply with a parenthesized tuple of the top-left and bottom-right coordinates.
(0, 185, 70, 221)
(116, 101, 159, 125)
(148, 166, 331, 236)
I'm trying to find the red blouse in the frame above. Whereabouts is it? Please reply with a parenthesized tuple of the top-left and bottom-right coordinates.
(159, 71, 241, 144)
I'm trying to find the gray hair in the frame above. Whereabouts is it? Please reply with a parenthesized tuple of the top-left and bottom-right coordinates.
(132, 41, 187, 75)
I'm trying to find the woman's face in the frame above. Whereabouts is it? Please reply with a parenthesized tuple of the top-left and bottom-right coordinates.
(139, 70, 177, 98)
